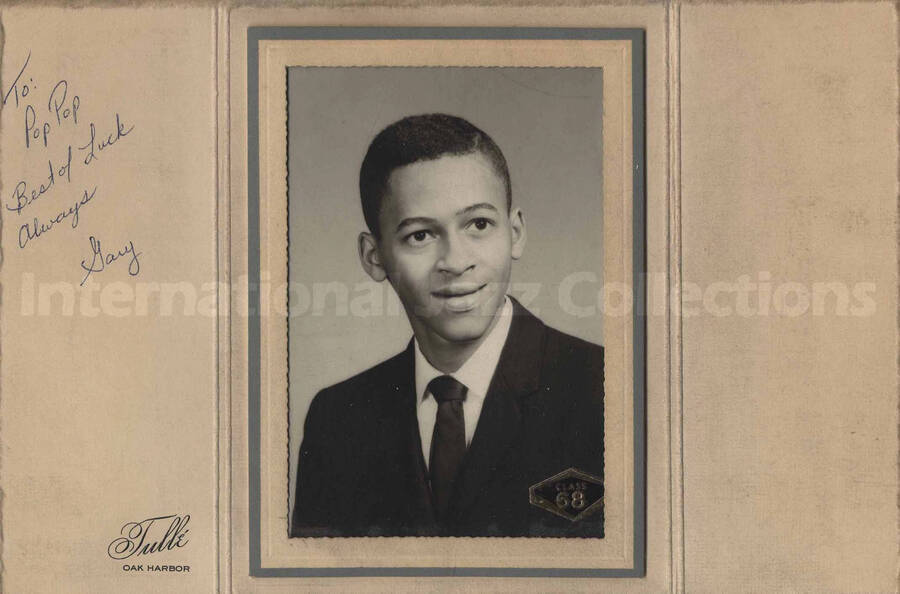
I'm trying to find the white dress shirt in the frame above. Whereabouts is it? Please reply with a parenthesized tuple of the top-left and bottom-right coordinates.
(414, 296, 514, 469)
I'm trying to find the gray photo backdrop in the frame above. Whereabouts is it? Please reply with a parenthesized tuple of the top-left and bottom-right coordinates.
(287, 67, 604, 514)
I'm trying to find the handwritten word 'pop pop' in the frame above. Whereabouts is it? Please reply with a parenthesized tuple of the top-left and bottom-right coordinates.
(3, 50, 136, 254)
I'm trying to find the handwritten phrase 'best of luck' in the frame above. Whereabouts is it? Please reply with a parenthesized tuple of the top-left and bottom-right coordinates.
(3, 50, 141, 286)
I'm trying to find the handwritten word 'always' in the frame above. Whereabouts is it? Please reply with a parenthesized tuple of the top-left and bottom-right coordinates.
(18, 186, 97, 249)
(79, 235, 142, 286)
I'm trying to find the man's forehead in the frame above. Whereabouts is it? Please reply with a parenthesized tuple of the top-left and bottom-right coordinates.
(382, 153, 506, 218)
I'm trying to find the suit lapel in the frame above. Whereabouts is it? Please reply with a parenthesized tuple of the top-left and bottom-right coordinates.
(448, 299, 546, 523)
(374, 341, 437, 531)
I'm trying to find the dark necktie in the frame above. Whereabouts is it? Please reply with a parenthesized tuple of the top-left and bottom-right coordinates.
(427, 375, 468, 522)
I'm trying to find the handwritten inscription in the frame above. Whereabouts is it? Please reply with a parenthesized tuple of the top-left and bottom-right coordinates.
(18, 186, 97, 249)
(6, 145, 73, 214)
(2, 50, 34, 108)
(78, 114, 134, 165)
(2, 49, 144, 284)
(79, 235, 141, 286)
(107, 514, 190, 560)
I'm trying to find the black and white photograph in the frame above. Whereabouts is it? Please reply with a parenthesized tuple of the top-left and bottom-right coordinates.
(285, 67, 608, 538)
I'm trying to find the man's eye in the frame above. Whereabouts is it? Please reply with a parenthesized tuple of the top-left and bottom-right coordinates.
(469, 218, 494, 232)
(405, 230, 433, 245)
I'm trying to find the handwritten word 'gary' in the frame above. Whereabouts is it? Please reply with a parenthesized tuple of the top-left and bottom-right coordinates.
(79, 234, 142, 286)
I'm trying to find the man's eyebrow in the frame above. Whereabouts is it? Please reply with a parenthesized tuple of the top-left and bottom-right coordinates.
(394, 204, 499, 233)
(455, 203, 499, 216)
(395, 216, 438, 232)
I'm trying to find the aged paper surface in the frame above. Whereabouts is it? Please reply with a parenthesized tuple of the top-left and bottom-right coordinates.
(678, 4, 898, 591)
(0, 2, 896, 593)
(0, 6, 220, 593)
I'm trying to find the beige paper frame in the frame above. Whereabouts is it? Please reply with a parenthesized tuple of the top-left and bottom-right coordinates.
(1, 2, 894, 592)
(254, 38, 634, 570)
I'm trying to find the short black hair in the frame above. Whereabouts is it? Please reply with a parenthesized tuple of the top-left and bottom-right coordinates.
(359, 114, 512, 237)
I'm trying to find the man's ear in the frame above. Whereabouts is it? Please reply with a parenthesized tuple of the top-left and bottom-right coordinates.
(509, 207, 526, 260)
(358, 232, 387, 282)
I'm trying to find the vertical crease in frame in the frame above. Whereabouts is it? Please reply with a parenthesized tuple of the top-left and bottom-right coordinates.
(667, 2, 687, 593)
(895, 1, 900, 590)
(664, 3, 672, 589)
(212, 5, 220, 592)
(222, 6, 233, 592)
(0, 10, 6, 593)
(676, 3, 687, 591)
(284, 62, 292, 543)
(665, 2, 674, 590)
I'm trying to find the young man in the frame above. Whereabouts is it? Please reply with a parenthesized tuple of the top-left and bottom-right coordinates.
(291, 114, 604, 538)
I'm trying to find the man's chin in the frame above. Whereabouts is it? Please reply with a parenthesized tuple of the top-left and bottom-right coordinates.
(429, 310, 499, 344)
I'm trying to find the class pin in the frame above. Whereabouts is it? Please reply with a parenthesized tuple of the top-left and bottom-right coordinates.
(529, 467, 604, 522)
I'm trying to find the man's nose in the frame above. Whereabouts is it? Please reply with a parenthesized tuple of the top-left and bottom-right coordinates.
(436, 233, 474, 275)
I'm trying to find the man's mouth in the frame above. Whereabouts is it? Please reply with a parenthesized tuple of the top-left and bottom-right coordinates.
(431, 284, 487, 312)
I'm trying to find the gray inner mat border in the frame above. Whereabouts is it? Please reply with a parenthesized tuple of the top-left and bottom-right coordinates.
(247, 26, 646, 579)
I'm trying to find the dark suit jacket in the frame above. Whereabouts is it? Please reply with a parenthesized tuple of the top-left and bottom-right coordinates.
(291, 298, 604, 538)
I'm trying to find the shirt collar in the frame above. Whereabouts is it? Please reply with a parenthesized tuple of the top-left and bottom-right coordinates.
(414, 296, 514, 404)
